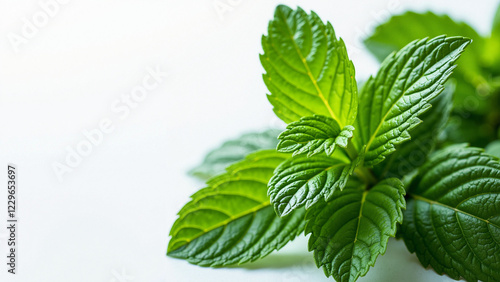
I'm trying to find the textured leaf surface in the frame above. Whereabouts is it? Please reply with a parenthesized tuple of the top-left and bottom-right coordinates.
(277, 115, 354, 157)
(261, 5, 357, 127)
(306, 178, 406, 282)
(401, 145, 500, 281)
(168, 150, 306, 266)
(268, 149, 364, 217)
(354, 36, 470, 167)
(189, 129, 281, 180)
(373, 84, 453, 179)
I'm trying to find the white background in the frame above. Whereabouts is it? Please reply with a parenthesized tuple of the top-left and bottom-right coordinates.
(0, 0, 498, 281)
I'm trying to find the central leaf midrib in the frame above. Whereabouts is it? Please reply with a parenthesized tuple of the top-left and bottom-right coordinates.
(345, 190, 368, 279)
(364, 40, 444, 153)
(353, 191, 368, 244)
(278, 11, 341, 127)
(411, 194, 500, 229)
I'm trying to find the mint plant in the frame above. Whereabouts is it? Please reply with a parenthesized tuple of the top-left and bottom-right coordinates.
(365, 4, 500, 148)
(168, 5, 500, 281)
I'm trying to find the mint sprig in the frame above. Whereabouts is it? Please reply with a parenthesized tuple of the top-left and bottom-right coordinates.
(167, 5, 500, 282)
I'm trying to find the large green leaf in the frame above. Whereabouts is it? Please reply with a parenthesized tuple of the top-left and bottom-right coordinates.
(373, 83, 453, 179)
(365, 11, 483, 71)
(401, 145, 500, 281)
(354, 36, 470, 167)
(261, 5, 357, 127)
(306, 178, 406, 282)
(277, 115, 354, 157)
(168, 150, 306, 266)
(365, 11, 487, 112)
(268, 149, 364, 217)
(189, 129, 281, 180)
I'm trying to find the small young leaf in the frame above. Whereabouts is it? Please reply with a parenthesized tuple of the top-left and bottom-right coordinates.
(354, 35, 471, 167)
(168, 150, 306, 266)
(373, 83, 453, 179)
(268, 149, 364, 217)
(189, 129, 281, 180)
(306, 178, 406, 282)
(261, 5, 357, 127)
(277, 115, 355, 157)
(401, 145, 500, 281)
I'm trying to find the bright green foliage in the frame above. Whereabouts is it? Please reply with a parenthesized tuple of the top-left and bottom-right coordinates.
(189, 129, 281, 180)
(486, 140, 500, 159)
(366, 9, 500, 147)
(268, 150, 364, 217)
(373, 84, 453, 180)
(365, 11, 485, 96)
(277, 115, 354, 157)
(168, 150, 306, 266)
(168, 5, 484, 282)
(306, 178, 405, 282)
(354, 36, 470, 167)
(401, 145, 500, 281)
(365, 11, 483, 61)
(261, 5, 358, 127)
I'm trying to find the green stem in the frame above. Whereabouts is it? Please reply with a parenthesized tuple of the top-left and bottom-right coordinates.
(345, 141, 359, 160)
(345, 141, 378, 185)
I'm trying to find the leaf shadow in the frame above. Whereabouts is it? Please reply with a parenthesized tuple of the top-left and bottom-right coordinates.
(228, 252, 315, 270)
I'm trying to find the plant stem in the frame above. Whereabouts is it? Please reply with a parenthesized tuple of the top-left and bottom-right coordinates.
(346, 141, 378, 185)
(345, 141, 359, 161)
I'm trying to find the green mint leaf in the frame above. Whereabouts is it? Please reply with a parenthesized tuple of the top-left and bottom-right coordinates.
(306, 178, 406, 282)
(365, 11, 483, 66)
(268, 149, 364, 217)
(261, 5, 358, 127)
(277, 115, 354, 157)
(373, 83, 453, 179)
(401, 145, 500, 281)
(168, 150, 306, 266)
(365, 11, 489, 115)
(354, 36, 471, 167)
(486, 140, 500, 159)
(189, 129, 281, 180)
